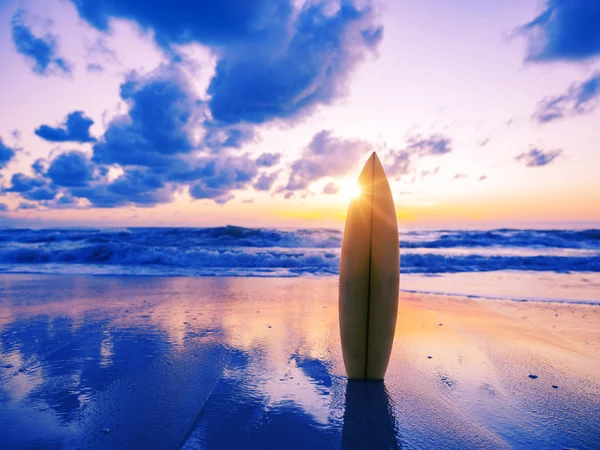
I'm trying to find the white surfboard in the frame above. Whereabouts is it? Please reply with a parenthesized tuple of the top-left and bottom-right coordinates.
(339, 152, 399, 380)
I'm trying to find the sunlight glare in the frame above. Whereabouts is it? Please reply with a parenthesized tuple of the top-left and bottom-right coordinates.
(341, 181, 361, 200)
(349, 184, 362, 199)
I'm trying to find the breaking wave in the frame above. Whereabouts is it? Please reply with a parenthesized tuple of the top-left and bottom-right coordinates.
(0, 226, 598, 276)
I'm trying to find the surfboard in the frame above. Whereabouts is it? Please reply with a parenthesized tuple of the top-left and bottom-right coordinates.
(339, 152, 399, 380)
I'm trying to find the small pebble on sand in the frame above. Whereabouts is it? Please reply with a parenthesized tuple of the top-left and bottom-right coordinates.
(528, 374, 538, 379)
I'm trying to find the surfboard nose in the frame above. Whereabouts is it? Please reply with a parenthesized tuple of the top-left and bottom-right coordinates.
(362, 151, 380, 172)
(356, 152, 393, 205)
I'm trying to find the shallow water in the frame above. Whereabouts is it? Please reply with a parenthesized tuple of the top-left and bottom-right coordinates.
(401, 271, 600, 304)
(0, 275, 598, 449)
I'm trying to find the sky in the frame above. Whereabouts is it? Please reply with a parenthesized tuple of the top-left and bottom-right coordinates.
(0, 0, 598, 229)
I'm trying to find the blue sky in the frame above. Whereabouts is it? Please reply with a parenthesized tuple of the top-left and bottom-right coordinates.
(0, 0, 598, 229)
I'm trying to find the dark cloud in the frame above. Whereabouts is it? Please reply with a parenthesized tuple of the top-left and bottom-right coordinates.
(72, 169, 175, 207)
(47, 151, 94, 187)
(70, 0, 291, 47)
(516, 148, 562, 167)
(253, 172, 278, 191)
(386, 134, 453, 179)
(533, 73, 600, 123)
(203, 126, 254, 151)
(479, 175, 488, 181)
(208, 3, 383, 124)
(5, 173, 46, 193)
(24, 187, 57, 201)
(35, 111, 96, 143)
(516, 0, 600, 62)
(72, 147, 265, 209)
(184, 154, 262, 202)
(453, 173, 466, 180)
(92, 66, 203, 168)
(214, 194, 235, 205)
(4, 172, 57, 202)
(17, 202, 37, 210)
(188, 184, 231, 204)
(5, 152, 95, 204)
(322, 182, 340, 194)
(70, 1, 382, 125)
(55, 194, 79, 207)
(188, 174, 240, 204)
(31, 158, 48, 175)
(404, 134, 452, 156)
(17, 56, 332, 208)
(68, 66, 268, 207)
(11, 9, 72, 75)
(0, 138, 17, 169)
(256, 152, 281, 167)
(285, 130, 372, 191)
(0, 203, 8, 212)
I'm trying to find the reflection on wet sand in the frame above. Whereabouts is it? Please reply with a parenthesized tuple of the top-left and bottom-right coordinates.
(0, 276, 352, 449)
(342, 381, 400, 450)
(1, 275, 599, 449)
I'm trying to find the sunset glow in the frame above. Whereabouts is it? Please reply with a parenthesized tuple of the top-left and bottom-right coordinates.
(0, 0, 598, 230)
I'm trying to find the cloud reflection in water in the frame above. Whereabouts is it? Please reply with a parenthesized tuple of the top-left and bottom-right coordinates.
(0, 275, 401, 449)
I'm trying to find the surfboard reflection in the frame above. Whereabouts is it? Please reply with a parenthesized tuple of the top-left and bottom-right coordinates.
(341, 380, 401, 450)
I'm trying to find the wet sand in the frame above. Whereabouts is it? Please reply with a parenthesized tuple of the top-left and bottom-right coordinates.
(0, 275, 599, 449)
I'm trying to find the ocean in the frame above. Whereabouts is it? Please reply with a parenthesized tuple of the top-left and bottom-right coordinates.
(0, 226, 599, 303)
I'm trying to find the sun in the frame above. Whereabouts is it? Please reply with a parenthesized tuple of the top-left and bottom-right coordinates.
(339, 179, 361, 200)
(348, 183, 362, 199)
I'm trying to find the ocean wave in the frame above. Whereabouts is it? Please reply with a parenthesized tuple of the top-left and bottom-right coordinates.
(0, 227, 343, 248)
(0, 227, 598, 276)
(401, 229, 600, 249)
(0, 244, 339, 271)
(0, 245, 598, 276)
(400, 253, 600, 273)
(1, 227, 599, 249)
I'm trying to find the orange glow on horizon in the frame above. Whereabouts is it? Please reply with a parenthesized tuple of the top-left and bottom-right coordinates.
(2, 182, 598, 229)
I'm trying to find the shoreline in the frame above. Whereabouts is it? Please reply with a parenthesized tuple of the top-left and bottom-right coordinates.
(1, 271, 599, 306)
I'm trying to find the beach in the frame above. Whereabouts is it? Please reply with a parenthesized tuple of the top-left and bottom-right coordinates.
(1, 275, 599, 449)
(2, 0, 599, 446)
